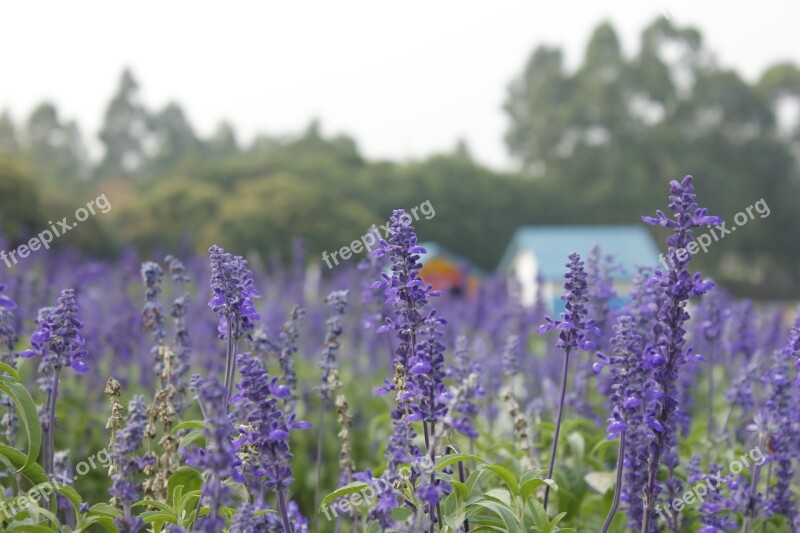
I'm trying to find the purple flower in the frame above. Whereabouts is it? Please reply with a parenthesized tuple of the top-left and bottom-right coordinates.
(762, 322, 800, 521)
(639, 175, 721, 529)
(187, 377, 242, 532)
(537, 253, 600, 351)
(20, 288, 88, 374)
(277, 305, 305, 404)
(233, 352, 310, 530)
(595, 316, 644, 440)
(140, 261, 166, 350)
(537, 252, 598, 510)
(166, 255, 192, 414)
(110, 395, 150, 533)
(208, 245, 261, 339)
(317, 290, 348, 406)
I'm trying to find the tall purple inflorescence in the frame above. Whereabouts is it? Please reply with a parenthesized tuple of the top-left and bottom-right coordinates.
(234, 352, 310, 532)
(20, 288, 88, 487)
(187, 376, 243, 533)
(141, 261, 167, 362)
(165, 255, 192, 414)
(445, 336, 483, 440)
(594, 315, 645, 532)
(371, 209, 453, 529)
(317, 290, 348, 407)
(277, 305, 305, 407)
(208, 245, 261, 405)
(639, 175, 722, 532)
(538, 252, 599, 510)
(109, 395, 151, 533)
(763, 321, 800, 522)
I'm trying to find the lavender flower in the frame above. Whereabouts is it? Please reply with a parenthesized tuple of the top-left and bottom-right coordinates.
(110, 395, 150, 533)
(594, 315, 645, 532)
(278, 305, 305, 406)
(20, 289, 88, 374)
(317, 290, 348, 406)
(371, 209, 453, 526)
(763, 323, 799, 521)
(537, 252, 599, 509)
(233, 352, 310, 532)
(686, 458, 737, 532)
(20, 288, 88, 485)
(229, 501, 264, 532)
(187, 377, 243, 532)
(639, 175, 722, 531)
(141, 261, 166, 353)
(208, 245, 261, 336)
(445, 336, 484, 439)
(166, 255, 192, 414)
(207, 245, 261, 404)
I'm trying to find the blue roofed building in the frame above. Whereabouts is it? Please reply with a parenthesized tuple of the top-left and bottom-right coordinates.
(496, 225, 662, 308)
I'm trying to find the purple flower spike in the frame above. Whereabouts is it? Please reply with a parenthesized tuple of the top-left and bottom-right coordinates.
(639, 175, 721, 531)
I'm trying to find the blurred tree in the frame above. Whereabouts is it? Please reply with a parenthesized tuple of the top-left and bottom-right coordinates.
(0, 111, 20, 154)
(504, 17, 800, 289)
(24, 102, 90, 185)
(147, 102, 201, 173)
(96, 68, 152, 179)
(205, 120, 240, 159)
(0, 156, 45, 245)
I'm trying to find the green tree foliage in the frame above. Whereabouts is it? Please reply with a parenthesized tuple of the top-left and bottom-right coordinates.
(3, 20, 800, 295)
(0, 111, 20, 154)
(24, 103, 89, 186)
(504, 17, 800, 292)
(0, 156, 45, 244)
(96, 69, 152, 179)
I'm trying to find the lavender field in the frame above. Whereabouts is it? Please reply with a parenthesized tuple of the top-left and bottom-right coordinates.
(0, 175, 797, 532)
(3, 3, 800, 532)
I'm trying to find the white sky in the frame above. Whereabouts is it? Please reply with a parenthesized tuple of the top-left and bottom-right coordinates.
(1, 0, 798, 170)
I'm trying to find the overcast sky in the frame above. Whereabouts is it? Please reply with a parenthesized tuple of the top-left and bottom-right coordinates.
(1, 1, 798, 170)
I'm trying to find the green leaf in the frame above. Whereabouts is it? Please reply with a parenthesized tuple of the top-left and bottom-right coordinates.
(546, 511, 567, 533)
(179, 429, 206, 449)
(520, 477, 557, 501)
(527, 497, 550, 530)
(0, 361, 19, 380)
(132, 500, 174, 514)
(167, 466, 204, 504)
(141, 511, 176, 524)
(450, 480, 469, 499)
(80, 514, 120, 532)
(0, 444, 82, 511)
(471, 499, 522, 533)
(319, 481, 370, 509)
(88, 503, 122, 518)
(28, 480, 83, 515)
(6, 525, 53, 532)
(479, 464, 520, 496)
(519, 469, 549, 486)
(435, 453, 486, 471)
(172, 420, 206, 433)
(0, 376, 42, 473)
